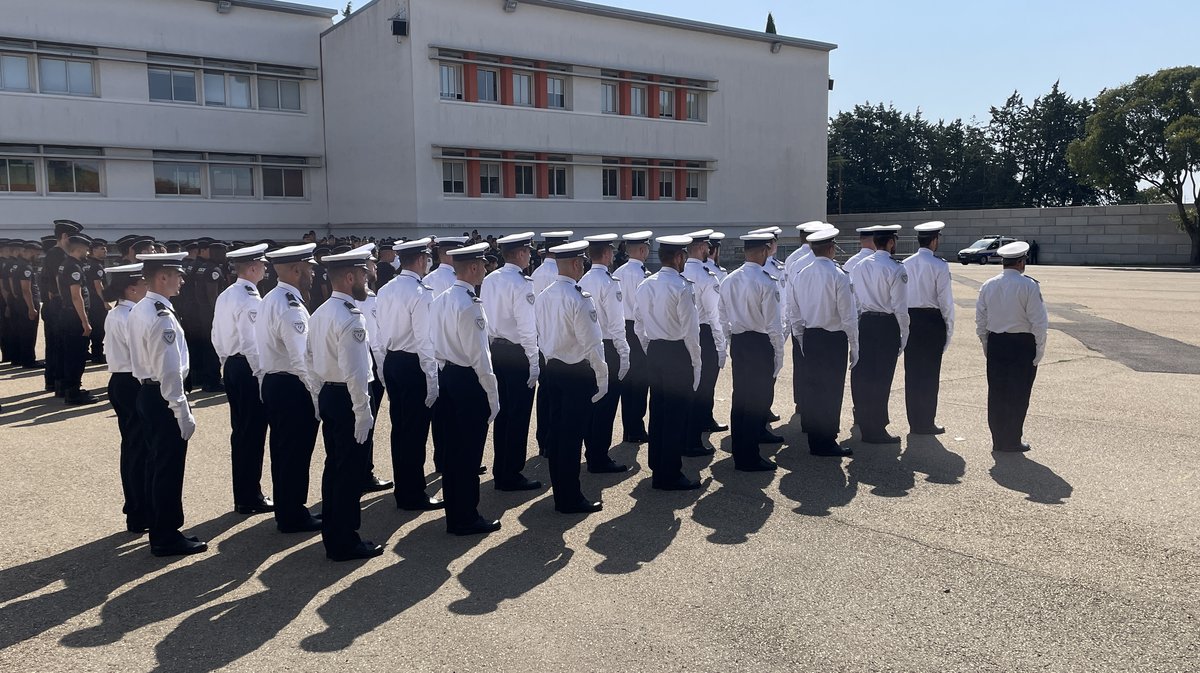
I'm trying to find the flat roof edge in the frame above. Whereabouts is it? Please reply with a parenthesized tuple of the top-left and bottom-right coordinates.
(205, 0, 338, 19)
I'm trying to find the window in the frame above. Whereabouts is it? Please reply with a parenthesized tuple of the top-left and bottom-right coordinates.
(601, 82, 618, 114)
(38, 57, 94, 95)
(630, 86, 646, 116)
(479, 162, 501, 196)
(686, 169, 703, 200)
(258, 77, 301, 111)
(514, 163, 535, 197)
(513, 72, 532, 106)
(0, 54, 31, 91)
(658, 165, 674, 198)
(262, 157, 306, 198)
(602, 159, 619, 198)
(631, 164, 648, 199)
(440, 63, 463, 100)
(548, 162, 568, 198)
(45, 148, 102, 194)
(148, 67, 198, 103)
(547, 76, 565, 109)
(204, 72, 251, 108)
(209, 154, 255, 198)
(153, 153, 203, 196)
(0, 157, 37, 193)
(659, 88, 675, 119)
(686, 91, 703, 121)
(442, 160, 465, 194)
(477, 68, 498, 103)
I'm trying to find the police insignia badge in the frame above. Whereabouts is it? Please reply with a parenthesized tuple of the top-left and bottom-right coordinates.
(900, 272, 909, 284)
(352, 328, 366, 343)
(526, 294, 536, 305)
(475, 317, 486, 331)
(212, 271, 221, 280)
(163, 329, 176, 345)
(589, 309, 598, 323)
(24, 270, 31, 278)
(616, 291, 623, 302)
(293, 322, 306, 334)
(774, 290, 781, 303)
(71, 271, 81, 281)
(248, 310, 258, 324)
(97, 269, 105, 277)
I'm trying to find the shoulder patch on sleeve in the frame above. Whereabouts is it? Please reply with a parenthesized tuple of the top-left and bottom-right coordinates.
(526, 293, 536, 305)
(97, 269, 105, 278)
(71, 271, 81, 281)
(900, 271, 909, 284)
(211, 270, 221, 281)
(351, 327, 366, 343)
(162, 329, 176, 345)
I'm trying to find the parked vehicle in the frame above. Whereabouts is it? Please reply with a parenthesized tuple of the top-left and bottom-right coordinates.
(958, 236, 1018, 264)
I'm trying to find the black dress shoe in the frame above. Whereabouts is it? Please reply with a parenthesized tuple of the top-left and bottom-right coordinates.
(810, 445, 853, 457)
(495, 476, 542, 491)
(911, 425, 946, 435)
(54, 382, 65, 397)
(361, 475, 394, 493)
(478, 465, 488, 475)
(622, 432, 649, 444)
(862, 433, 902, 444)
(277, 515, 323, 533)
(447, 517, 502, 536)
(681, 446, 715, 457)
(735, 456, 778, 472)
(587, 460, 629, 474)
(65, 390, 99, 405)
(993, 442, 1031, 453)
(758, 432, 785, 444)
(768, 412, 781, 422)
(705, 422, 729, 433)
(327, 540, 384, 562)
(396, 495, 445, 511)
(555, 499, 603, 514)
(150, 537, 208, 557)
(652, 474, 701, 491)
(235, 497, 276, 514)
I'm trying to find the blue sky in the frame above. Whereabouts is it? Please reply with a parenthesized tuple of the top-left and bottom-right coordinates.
(313, 0, 1196, 124)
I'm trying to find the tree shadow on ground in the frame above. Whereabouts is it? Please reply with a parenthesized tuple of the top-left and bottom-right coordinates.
(989, 452, 1073, 505)
(586, 476, 709, 575)
(900, 434, 967, 485)
(0, 513, 241, 651)
(691, 455, 775, 544)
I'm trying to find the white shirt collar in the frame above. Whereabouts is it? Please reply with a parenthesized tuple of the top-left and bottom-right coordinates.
(145, 290, 173, 308)
(276, 281, 301, 296)
(399, 269, 422, 280)
(589, 263, 609, 273)
(330, 290, 354, 302)
(452, 279, 474, 291)
(503, 263, 524, 273)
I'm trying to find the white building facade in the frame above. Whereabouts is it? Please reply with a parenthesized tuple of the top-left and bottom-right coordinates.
(0, 0, 334, 240)
(0, 0, 834, 241)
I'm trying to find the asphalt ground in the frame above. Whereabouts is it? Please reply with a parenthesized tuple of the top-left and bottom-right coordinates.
(1, 264, 1197, 672)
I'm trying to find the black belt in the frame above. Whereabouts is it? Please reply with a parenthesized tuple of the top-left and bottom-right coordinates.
(323, 382, 348, 388)
(493, 338, 519, 347)
(140, 379, 159, 386)
(228, 353, 248, 361)
(861, 311, 894, 317)
(909, 307, 942, 314)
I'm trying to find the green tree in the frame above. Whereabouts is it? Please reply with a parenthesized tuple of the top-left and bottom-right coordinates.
(1069, 67, 1200, 264)
(766, 13, 776, 34)
(827, 103, 932, 212)
(343, 2, 352, 17)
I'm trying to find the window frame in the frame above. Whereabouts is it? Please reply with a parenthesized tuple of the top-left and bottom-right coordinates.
(546, 75, 566, 109)
(658, 163, 675, 199)
(658, 87, 675, 119)
(0, 156, 38, 194)
(256, 76, 302, 112)
(37, 55, 96, 96)
(45, 157, 102, 195)
(153, 156, 205, 198)
(630, 163, 648, 199)
(629, 85, 647, 117)
(686, 90, 703, 121)
(479, 160, 502, 197)
(602, 159, 620, 199)
(477, 67, 499, 103)
(208, 156, 256, 199)
(148, 66, 199, 104)
(685, 168, 704, 200)
(547, 162, 569, 198)
(440, 63, 464, 100)
(442, 159, 466, 195)
(0, 52, 32, 92)
(513, 161, 536, 198)
(601, 81, 618, 114)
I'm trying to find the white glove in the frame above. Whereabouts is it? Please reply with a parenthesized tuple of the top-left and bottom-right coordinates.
(311, 395, 321, 422)
(1033, 349, 1044, 367)
(178, 413, 196, 441)
(716, 351, 727, 369)
(980, 337, 988, 358)
(772, 358, 783, 379)
(527, 364, 539, 389)
(899, 337, 908, 355)
(591, 383, 607, 404)
(692, 368, 701, 391)
(424, 377, 439, 408)
(354, 413, 373, 444)
(618, 357, 629, 381)
(850, 349, 860, 369)
(488, 396, 500, 423)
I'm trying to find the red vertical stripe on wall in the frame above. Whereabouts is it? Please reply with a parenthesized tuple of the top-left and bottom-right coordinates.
(466, 150, 481, 198)
(675, 168, 687, 200)
(536, 153, 549, 199)
(502, 151, 516, 198)
(500, 66, 513, 106)
(463, 53, 478, 103)
(648, 166, 660, 201)
(647, 84, 660, 118)
(534, 61, 548, 108)
(620, 164, 632, 200)
(618, 71, 631, 116)
(675, 87, 688, 121)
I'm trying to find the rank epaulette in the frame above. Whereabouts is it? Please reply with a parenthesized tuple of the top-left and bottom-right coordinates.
(344, 300, 362, 314)
(285, 292, 301, 308)
(154, 300, 171, 317)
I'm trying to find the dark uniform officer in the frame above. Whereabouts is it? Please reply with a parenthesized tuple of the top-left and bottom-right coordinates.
(103, 262, 149, 532)
(534, 240, 609, 513)
(191, 239, 227, 392)
(57, 233, 98, 405)
(374, 240, 397, 291)
(613, 230, 654, 443)
(307, 245, 332, 312)
(128, 252, 206, 557)
(9, 242, 43, 368)
(430, 243, 502, 536)
(42, 219, 83, 395)
(84, 239, 109, 364)
(309, 247, 385, 561)
(634, 235, 703, 490)
(787, 228, 858, 457)
(719, 233, 787, 471)
(0, 240, 12, 364)
(902, 221, 955, 435)
(975, 241, 1048, 453)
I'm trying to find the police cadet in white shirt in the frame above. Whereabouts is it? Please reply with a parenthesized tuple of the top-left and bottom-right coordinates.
(613, 230, 653, 443)
(718, 233, 785, 471)
(578, 234, 631, 474)
(708, 232, 729, 281)
(976, 241, 1048, 453)
(534, 241, 609, 513)
(843, 226, 879, 275)
(377, 238, 444, 511)
(531, 231, 573, 295)
(747, 226, 785, 424)
(424, 236, 468, 297)
(783, 221, 834, 423)
(308, 248, 385, 562)
(783, 221, 825, 284)
(790, 228, 858, 457)
(355, 244, 394, 494)
(903, 221, 955, 435)
(103, 263, 149, 533)
(212, 243, 275, 516)
(430, 243, 503, 536)
(635, 235, 703, 490)
(681, 229, 728, 456)
(480, 232, 544, 491)
(129, 252, 205, 557)
(848, 224, 909, 444)
(257, 243, 323, 534)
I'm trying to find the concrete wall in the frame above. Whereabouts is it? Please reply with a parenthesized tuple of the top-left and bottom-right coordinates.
(828, 204, 1194, 266)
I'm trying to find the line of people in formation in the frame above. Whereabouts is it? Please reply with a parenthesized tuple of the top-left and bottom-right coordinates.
(0, 219, 1048, 561)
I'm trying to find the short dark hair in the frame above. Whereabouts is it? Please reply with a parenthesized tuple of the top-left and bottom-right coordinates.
(812, 240, 836, 256)
(872, 233, 896, 249)
(917, 233, 939, 248)
(1002, 256, 1024, 268)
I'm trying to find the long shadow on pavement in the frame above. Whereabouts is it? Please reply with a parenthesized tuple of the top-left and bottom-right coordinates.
(586, 476, 709, 574)
(691, 455, 775, 544)
(0, 513, 241, 651)
(989, 452, 1073, 505)
(900, 434, 967, 485)
(846, 436, 917, 498)
(1, 393, 113, 427)
(776, 441, 859, 517)
(298, 517, 486, 653)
